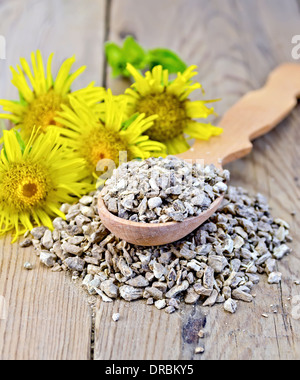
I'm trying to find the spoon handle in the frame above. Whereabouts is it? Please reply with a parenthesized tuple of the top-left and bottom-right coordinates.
(180, 63, 300, 166)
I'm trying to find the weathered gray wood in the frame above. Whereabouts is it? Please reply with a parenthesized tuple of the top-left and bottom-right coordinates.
(0, 0, 107, 360)
(0, 234, 93, 360)
(94, 0, 300, 360)
(1, 0, 300, 360)
(0, 0, 105, 99)
(95, 299, 182, 360)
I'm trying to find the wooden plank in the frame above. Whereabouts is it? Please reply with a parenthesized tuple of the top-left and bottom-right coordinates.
(0, 0, 106, 99)
(0, 0, 107, 360)
(95, 299, 181, 360)
(221, 0, 300, 360)
(94, 0, 300, 360)
(0, 235, 93, 360)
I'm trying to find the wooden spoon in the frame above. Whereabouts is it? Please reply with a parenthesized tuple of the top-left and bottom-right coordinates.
(98, 63, 300, 246)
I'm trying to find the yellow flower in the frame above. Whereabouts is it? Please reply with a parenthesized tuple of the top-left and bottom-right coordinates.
(0, 50, 105, 142)
(55, 89, 166, 180)
(125, 64, 223, 154)
(0, 128, 92, 242)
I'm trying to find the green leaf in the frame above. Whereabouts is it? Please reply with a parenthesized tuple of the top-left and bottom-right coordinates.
(147, 48, 187, 74)
(14, 130, 27, 154)
(105, 42, 123, 65)
(2, 146, 8, 160)
(18, 90, 28, 106)
(105, 42, 126, 78)
(121, 113, 140, 130)
(122, 36, 147, 67)
(105, 37, 188, 78)
(0, 121, 7, 159)
(105, 37, 147, 78)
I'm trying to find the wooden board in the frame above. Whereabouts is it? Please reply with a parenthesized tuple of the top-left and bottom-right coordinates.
(0, 0, 106, 98)
(1, 0, 300, 360)
(94, 0, 300, 360)
(0, 234, 93, 360)
(0, 0, 107, 360)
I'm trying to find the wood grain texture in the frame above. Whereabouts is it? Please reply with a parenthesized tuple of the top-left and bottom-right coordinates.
(0, 0, 107, 360)
(94, 0, 300, 360)
(95, 299, 182, 360)
(0, 234, 92, 360)
(181, 63, 300, 165)
(1, 0, 300, 360)
(0, 0, 106, 99)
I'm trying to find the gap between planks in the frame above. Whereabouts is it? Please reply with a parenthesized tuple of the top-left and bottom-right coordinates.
(93, 0, 300, 360)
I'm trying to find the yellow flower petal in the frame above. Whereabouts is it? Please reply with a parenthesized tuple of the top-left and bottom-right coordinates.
(184, 121, 223, 140)
(56, 90, 167, 179)
(0, 128, 92, 241)
(0, 51, 101, 142)
(164, 135, 190, 155)
(185, 100, 217, 119)
(125, 64, 222, 155)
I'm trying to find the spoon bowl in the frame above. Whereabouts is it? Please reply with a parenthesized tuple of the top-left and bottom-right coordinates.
(98, 195, 224, 246)
(98, 64, 300, 246)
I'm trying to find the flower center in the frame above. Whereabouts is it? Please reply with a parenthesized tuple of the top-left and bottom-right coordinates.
(1, 162, 50, 211)
(136, 92, 187, 141)
(81, 126, 129, 172)
(17, 178, 46, 207)
(22, 90, 68, 136)
(22, 183, 38, 198)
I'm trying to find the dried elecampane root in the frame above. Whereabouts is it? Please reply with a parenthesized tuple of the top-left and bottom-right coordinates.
(21, 185, 291, 316)
(102, 156, 229, 223)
